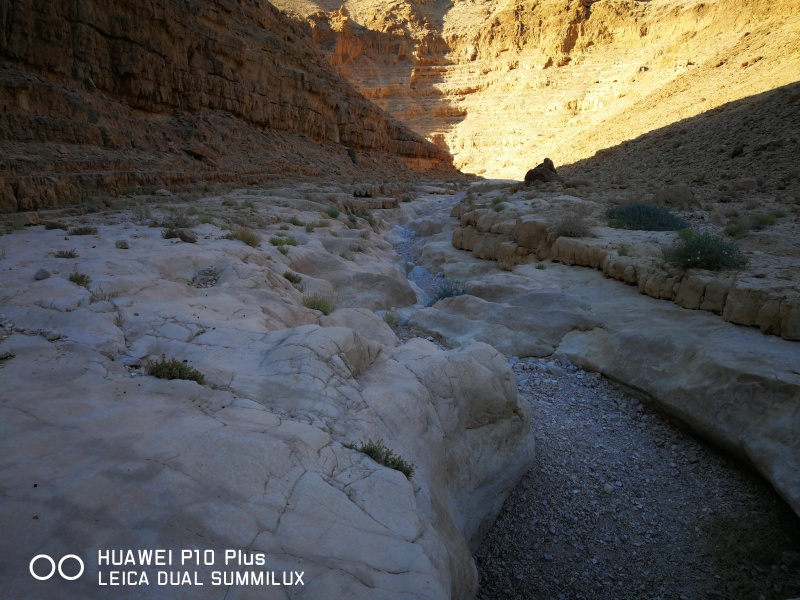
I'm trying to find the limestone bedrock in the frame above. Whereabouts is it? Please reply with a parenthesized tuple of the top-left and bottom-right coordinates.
(406, 214, 800, 519)
(0, 185, 533, 600)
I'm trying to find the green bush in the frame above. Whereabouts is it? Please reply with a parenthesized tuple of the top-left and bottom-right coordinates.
(286, 216, 304, 226)
(431, 280, 468, 304)
(552, 206, 593, 238)
(325, 207, 340, 219)
(224, 227, 261, 247)
(724, 220, 750, 238)
(663, 231, 747, 270)
(344, 439, 414, 479)
(283, 271, 302, 284)
(68, 271, 91, 287)
(607, 203, 689, 231)
(270, 235, 298, 247)
(68, 225, 98, 236)
(43, 221, 68, 230)
(383, 311, 400, 328)
(302, 293, 336, 315)
(751, 214, 776, 230)
(89, 286, 121, 303)
(162, 227, 197, 243)
(54, 249, 78, 259)
(146, 356, 206, 385)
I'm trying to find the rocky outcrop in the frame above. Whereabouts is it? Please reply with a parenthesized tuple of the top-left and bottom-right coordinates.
(0, 188, 533, 599)
(524, 158, 561, 185)
(448, 184, 800, 341)
(0, 0, 455, 212)
(404, 208, 800, 520)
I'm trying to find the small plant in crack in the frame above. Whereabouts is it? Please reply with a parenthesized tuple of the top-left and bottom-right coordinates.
(344, 439, 414, 479)
(146, 355, 206, 385)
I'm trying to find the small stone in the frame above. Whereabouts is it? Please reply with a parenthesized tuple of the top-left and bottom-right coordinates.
(34, 269, 51, 280)
(155, 188, 173, 197)
(603, 484, 614, 494)
(115, 239, 130, 249)
(41, 329, 61, 341)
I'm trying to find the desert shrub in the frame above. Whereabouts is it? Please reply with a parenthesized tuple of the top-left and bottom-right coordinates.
(286, 216, 304, 226)
(431, 280, 468, 304)
(358, 213, 377, 227)
(279, 224, 290, 231)
(663, 231, 747, 270)
(344, 439, 414, 479)
(305, 223, 315, 233)
(493, 202, 506, 212)
(68, 225, 98, 236)
(162, 227, 197, 243)
(283, 271, 302, 284)
(383, 311, 400, 328)
(618, 244, 630, 256)
(68, 271, 91, 287)
(197, 214, 213, 224)
(162, 211, 195, 229)
(316, 220, 331, 228)
(54, 249, 78, 259)
(277, 246, 289, 255)
(269, 236, 297, 246)
(4, 215, 27, 232)
(750, 214, 776, 230)
(146, 356, 205, 385)
(302, 293, 336, 315)
(535, 263, 547, 270)
(724, 220, 750, 237)
(89, 286, 121, 303)
(552, 206, 593, 238)
(607, 203, 689, 231)
(43, 221, 68, 230)
(340, 251, 354, 261)
(325, 207, 340, 219)
(224, 227, 261, 247)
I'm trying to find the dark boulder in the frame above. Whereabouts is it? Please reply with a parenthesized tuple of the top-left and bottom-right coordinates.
(524, 158, 562, 185)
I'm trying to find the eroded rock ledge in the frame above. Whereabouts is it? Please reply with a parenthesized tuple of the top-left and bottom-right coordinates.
(449, 184, 800, 341)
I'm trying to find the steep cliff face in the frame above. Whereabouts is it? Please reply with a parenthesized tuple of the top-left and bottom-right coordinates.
(274, 0, 800, 178)
(0, 0, 454, 212)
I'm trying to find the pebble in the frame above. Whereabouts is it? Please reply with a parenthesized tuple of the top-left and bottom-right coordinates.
(475, 356, 800, 600)
(33, 268, 50, 280)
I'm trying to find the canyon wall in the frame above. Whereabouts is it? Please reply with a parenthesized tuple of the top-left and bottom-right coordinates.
(274, 0, 800, 178)
(0, 0, 455, 212)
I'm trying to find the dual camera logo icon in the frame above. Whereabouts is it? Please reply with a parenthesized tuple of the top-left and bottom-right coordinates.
(29, 554, 84, 581)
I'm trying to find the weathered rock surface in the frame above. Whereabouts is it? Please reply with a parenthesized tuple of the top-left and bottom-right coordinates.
(0, 0, 455, 212)
(407, 212, 800, 519)
(447, 182, 800, 341)
(0, 186, 533, 599)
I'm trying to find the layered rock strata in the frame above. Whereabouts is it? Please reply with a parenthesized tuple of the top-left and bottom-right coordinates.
(275, 0, 800, 178)
(0, 0, 455, 212)
(448, 185, 800, 341)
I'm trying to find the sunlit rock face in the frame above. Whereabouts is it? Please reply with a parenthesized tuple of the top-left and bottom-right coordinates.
(274, 0, 800, 178)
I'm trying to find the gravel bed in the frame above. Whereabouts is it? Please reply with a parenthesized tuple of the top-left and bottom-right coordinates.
(475, 356, 800, 600)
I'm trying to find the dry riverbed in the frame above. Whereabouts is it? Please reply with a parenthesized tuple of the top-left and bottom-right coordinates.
(474, 356, 800, 600)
